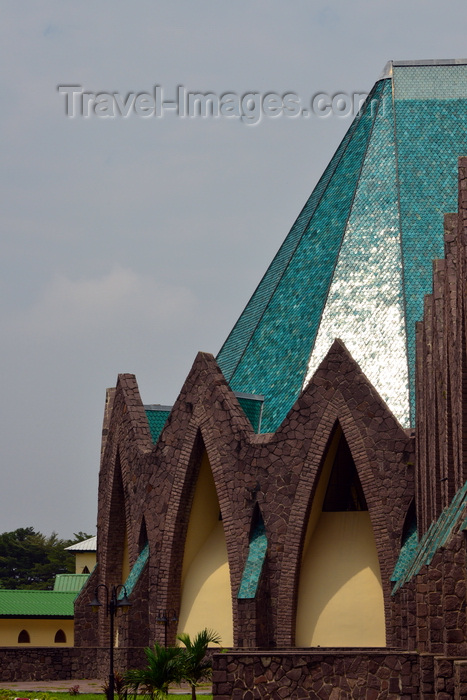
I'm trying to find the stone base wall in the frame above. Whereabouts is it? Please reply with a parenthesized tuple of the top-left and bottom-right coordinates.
(2, 645, 467, 698)
(0, 646, 147, 683)
(212, 650, 467, 700)
(212, 650, 421, 699)
(0, 648, 74, 682)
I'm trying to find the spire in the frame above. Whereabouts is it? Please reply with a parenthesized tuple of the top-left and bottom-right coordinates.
(217, 61, 467, 432)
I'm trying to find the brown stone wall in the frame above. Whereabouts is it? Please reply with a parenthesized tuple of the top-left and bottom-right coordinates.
(212, 650, 421, 700)
(0, 646, 148, 683)
(416, 158, 467, 535)
(393, 532, 467, 657)
(0, 648, 74, 682)
(76, 338, 414, 652)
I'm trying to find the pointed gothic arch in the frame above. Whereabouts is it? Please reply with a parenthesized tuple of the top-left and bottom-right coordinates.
(158, 425, 236, 647)
(18, 629, 30, 644)
(138, 516, 148, 553)
(237, 502, 273, 647)
(105, 450, 130, 586)
(277, 397, 392, 647)
(54, 629, 67, 644)
(177, 447, 233, 645)
(295, 422, 385, 646)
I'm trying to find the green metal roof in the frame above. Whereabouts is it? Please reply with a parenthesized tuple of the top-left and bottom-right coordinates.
(0, 590, 76, 618)
(53, 573, 89, 592)
(217, 62, 467, 431)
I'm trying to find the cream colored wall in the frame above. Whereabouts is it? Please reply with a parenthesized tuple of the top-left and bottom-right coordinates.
(0, 619, 74, 646)
(296, 511, 386, 647)
(74, 551, 96, 574)
(177, 452, 233, 646)
(296, 427, 386, 648)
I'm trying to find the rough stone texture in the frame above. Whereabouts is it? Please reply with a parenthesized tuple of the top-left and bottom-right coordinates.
(73, 338, 413, 651)
(212, 651, 421, 700)
(0, 647, 146, 682)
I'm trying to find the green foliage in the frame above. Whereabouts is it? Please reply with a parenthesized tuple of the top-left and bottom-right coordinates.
(0, 528, 92, 590)
(125, 642, 185, 699)
(101, 671, 128, 700)
(0, 693, 213, 700)
(177, 628, 221, 700)
(125, 629, 219, 700)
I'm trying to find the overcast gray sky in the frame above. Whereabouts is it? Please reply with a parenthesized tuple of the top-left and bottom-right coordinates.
(1, 1, 467, 539)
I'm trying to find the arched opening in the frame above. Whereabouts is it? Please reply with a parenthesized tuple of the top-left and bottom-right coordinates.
(138, 516, 149, 553)
(54, 629, 67, 643)
(238, 503, 267, 599)
(296, 425, 385, 647)
(177, 450, 233, 646)
(401, 499, 417, 547)
(237, 503, 273, 647)
(391, 499, 418, 584)
(18, 629, 30, 644)
(107, 452, 129, 585)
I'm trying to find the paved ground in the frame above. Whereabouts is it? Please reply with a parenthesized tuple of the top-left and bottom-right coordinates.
(0, 680, 211, 695)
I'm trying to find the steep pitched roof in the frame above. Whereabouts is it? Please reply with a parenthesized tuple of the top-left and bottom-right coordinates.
(217, 60, 467, 432)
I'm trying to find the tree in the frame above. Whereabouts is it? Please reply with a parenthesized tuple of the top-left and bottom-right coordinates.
(0, 528, 92, 590)
(177, 628, 221, 700)
(125, 642, 185, 699)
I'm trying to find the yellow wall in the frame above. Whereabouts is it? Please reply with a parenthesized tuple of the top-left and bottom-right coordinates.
(296, 428, 386, 648)
(177, 452, 233, 646)
(0, 619, 74, 646)
(74, 551, 96, 574)
(296, 512, 386, 647)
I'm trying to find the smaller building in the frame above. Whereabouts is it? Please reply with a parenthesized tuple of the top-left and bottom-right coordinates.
(0, 536, 96, 647)
(0, 589, 75, 646)
(65, 536, 97, 574)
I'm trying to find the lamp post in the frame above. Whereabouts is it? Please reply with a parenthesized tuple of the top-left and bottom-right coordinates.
(89, 584, 132, 700)
(156, 608, 178, 647)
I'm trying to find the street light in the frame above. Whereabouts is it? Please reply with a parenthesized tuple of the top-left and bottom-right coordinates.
(156, 608, 178, 647)
(89, 584, 132, 700)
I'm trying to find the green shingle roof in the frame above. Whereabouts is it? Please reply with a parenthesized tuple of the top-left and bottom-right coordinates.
(0, 590, 76, 618)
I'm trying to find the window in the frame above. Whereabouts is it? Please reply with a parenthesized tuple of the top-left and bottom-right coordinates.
(18, 629, 30, 643)
(54, 629, 67, 643)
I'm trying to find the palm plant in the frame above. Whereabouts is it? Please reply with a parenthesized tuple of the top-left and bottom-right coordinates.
(177, 628, 221, 700)
(125, 642, 185, 699)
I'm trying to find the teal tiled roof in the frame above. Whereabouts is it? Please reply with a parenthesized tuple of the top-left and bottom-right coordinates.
(120, 543, 149, 598)
(217, 62, 467, 431)
(145, 395, 264, 440)
(235, 393, 264, 433)
(238, 520, 267, 599)
(0, 590, 76, 618)
(392, 480, 467, 593)
(145, 405, 172, 443)
(391, 522, 418, 583)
